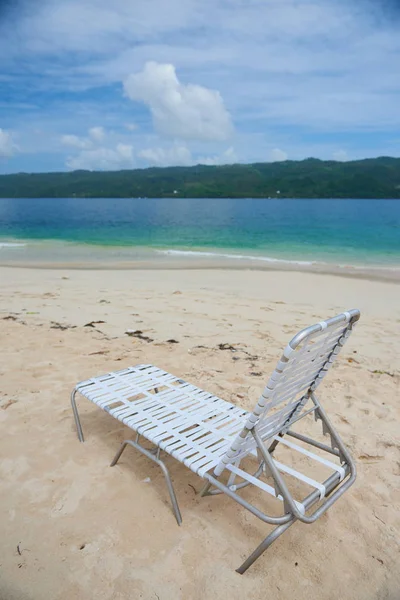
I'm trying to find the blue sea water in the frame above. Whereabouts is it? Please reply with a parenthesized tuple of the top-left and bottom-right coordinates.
(0, 197, 399, 266)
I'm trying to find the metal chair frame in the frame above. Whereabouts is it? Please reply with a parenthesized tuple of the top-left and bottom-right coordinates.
(71, 309, 359, 573)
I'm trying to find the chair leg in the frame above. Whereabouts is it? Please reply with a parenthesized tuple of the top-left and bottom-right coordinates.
(110, 439, 182, 526)
(71, 389, 84, 442)
(236, 518, 296, 574)
(268, 432, 284, 454)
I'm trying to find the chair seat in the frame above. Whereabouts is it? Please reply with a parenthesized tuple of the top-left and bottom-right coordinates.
(76, 364, 249, 476)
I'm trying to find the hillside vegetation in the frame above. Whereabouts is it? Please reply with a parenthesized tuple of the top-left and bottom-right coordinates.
(1, 157, 399, 198)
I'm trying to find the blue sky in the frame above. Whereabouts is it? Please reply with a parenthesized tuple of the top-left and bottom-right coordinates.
(0, 0, 399, 173)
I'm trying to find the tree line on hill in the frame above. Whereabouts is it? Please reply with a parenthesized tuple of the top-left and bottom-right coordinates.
(0, 157, 399, 198)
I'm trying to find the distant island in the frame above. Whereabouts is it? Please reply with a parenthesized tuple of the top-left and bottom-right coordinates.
(1, 157, 400, 199)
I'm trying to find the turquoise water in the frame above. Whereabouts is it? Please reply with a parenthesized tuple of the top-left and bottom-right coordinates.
(0, 197, 399, 265)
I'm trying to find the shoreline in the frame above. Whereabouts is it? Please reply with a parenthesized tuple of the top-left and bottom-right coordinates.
(1, 238, 400, 283)
(1, 258, 400, 283)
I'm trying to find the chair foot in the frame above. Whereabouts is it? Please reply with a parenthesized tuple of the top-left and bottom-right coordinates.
(199, 481, 212, 497)
(236, 519, 296, 574)
(71, 389, 84, 442)
(110, 439, 182, 526)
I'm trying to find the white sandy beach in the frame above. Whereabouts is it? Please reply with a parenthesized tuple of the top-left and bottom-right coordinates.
(0, 266, 399, 600)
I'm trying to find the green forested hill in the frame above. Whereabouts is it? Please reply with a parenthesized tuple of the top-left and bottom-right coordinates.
(1, 157, 400, 198)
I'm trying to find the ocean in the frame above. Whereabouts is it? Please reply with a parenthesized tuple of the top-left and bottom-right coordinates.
(0, 197, 399, 268)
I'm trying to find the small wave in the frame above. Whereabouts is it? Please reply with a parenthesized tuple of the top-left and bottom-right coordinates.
(156, 249, 315, 266)
(335, 262, 400, 272)
(0, 242, 27, 249)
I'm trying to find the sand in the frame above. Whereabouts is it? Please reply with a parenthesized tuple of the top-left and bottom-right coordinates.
(0, 266, 399, 600)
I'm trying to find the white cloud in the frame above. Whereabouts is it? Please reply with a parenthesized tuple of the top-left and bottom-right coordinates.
(138, 144, 193, 167)
(198, 146, 238, 165)
(88, 126, 105, 142)
(124, 61, 233, 141)
(0, 128, 17, 158)
(6, 1, 397, 134)
(125, 123, 138, 131)
(268, 148, 288, 162)
(332, 150, 349, 162)
(62, 125, 134, 170)
(61, 134, 91, 149)
(2, 0, 198, 56)
(138, 143, 238, 167)
(115, 143, 134, 161)
(66, 144, 134, 170)
(62, 127, 105, 148)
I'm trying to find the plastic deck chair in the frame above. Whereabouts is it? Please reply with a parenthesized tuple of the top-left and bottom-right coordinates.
(71, 309, 359, 573)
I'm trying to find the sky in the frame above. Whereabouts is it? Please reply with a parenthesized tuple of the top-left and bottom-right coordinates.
(0, 0, 399, 173)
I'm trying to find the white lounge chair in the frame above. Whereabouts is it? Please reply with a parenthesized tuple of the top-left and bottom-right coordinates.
(71, 309, 359, 573)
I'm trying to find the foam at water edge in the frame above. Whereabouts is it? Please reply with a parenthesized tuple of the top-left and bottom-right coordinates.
(0, 243, 27, 249)
(156, 249, 316, 266)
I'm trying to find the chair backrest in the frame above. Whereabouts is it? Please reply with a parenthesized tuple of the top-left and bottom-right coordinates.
(214, 309, 360, 476)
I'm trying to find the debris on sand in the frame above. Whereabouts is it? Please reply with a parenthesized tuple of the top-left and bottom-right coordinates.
(84, 320, 106, 328)
(217, 343, 236, 351)
(217, 343, 259, 361)
(50, 322, 77, 331)
(1, 399, 18, 410)
(370, 369, 395, 377)
(125, 329, 154, 342)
